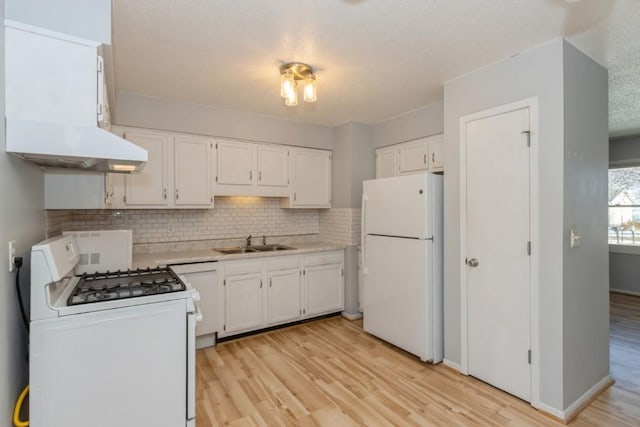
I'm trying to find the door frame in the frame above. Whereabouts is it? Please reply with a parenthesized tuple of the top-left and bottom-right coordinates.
(459, 97, 540, 407)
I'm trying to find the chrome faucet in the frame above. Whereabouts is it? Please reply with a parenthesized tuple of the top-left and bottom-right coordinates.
(246, 235, 252, 247)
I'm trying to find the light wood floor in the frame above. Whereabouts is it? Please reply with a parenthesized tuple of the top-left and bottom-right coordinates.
(196, 293, 640, 426)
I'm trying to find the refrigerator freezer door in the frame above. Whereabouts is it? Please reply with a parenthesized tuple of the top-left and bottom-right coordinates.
(363, 173, 432, 239)
(363, 234, 433, 361)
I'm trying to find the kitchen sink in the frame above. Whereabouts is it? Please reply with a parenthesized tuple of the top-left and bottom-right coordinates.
(250, 244, 295, 252)
(216, 247, 259, 254)
(216, 244, 296, 254)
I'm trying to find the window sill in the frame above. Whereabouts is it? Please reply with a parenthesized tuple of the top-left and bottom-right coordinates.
(609, 244, 640, 255)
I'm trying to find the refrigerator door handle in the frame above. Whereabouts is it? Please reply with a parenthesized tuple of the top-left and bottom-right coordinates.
(361, 194, 368, 275)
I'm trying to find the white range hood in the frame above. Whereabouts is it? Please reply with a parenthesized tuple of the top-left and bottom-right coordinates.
(6, 118, 147, 172)
(4, 20, 147, 173)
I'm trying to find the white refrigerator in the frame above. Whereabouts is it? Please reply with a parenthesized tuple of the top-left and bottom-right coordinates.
(361, 172, 443, 363)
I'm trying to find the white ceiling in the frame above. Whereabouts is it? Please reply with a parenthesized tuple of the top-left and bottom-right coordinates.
(112, 0, 640, 135)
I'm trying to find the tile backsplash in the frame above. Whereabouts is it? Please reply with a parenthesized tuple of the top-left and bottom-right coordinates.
(47, 197, 318, 243)
(319, 208, 361, 246)
(46, 197, 363, 252)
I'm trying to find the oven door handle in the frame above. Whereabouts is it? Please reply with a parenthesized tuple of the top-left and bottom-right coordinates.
(186, 306, 198, 422)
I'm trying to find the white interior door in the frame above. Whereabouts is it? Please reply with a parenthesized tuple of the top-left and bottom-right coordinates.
(465, 106, 531, 401)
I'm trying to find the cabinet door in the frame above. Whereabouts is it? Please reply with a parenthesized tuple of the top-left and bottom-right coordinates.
(290, 149, 331, 207)
(216, 141, 254, 186)
(305, 263, 344, 316)
(257, 145, 289, 188)
(398, 138, 428, 174)
(123, 131, 170, 206)
(44, 172, 111, 209)
(224, 273, 263, 334)
(376, 147, 398, 178)
(174, 136, 214, 206)
(428, 135, 444, 172)
(268, 268, 302, 325)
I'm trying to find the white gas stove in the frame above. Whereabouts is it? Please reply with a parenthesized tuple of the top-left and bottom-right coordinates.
(29, 235, 201, 427)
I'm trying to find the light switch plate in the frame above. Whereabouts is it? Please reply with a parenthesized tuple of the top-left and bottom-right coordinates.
(570, 229, 580, 248)
(8, 240, 16, 272)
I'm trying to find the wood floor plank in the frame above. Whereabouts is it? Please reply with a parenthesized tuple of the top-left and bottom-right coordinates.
(196, 293, 640, 426)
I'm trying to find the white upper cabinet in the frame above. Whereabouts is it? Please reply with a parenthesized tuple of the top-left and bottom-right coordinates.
(257, 145, 289, 189)
(376, 146, 398, 178)
(398, 138, 429, 174)
(110, 127, 214, 209)
(214, 141, 289, 197)
(174, 135, 214, 206)
(216, 141, 253, 187)
(123, 130, 170, 206)
(282, 148, 331, 208)
(375, 133, 444, 177)
(427, 134, 444, 172)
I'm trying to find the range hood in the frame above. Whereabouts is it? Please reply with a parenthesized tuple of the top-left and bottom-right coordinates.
(6, 118, 148, 173)
(4, 20, 148, 173)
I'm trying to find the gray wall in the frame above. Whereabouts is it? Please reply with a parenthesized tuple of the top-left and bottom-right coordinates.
(0, 1, 46, 419)
(332, 122, 375, 208)
(610, 134, 640, 165)
(561, 40, 610, 408)
(331, 122, 375, 316)
(372, 101, 443, 148)
(610, 252, 640, 293)
(115, 92, 333, 150)
(444, 39, 566, 410)
(5, 0, 111, 43)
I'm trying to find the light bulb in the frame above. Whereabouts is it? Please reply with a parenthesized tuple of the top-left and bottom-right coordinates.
(281, 72, 295, 98)
(285, 81, 298, 106)
(303, 74, 317, 102)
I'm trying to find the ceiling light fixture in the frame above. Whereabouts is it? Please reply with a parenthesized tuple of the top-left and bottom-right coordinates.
(280, 63, 317, 106)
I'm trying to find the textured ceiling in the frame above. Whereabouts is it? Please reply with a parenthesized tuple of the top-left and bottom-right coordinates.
(112, 0, 640, 134)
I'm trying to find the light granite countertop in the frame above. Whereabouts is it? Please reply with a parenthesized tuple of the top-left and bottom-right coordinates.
(133, 241, 346, 269)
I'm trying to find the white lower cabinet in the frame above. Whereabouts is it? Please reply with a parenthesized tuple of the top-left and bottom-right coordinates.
(218, 250, 344, 338)
(303, 251, 345, 317)
(223, 271, 264, 335)
(170, 262, 218, 349)
(268, 268, 302, 325)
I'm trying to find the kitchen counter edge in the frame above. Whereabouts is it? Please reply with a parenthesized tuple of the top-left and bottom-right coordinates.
(133, 242, 347, 270)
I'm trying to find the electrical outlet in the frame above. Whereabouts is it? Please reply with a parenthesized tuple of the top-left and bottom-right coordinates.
(8, 240, 16, 272)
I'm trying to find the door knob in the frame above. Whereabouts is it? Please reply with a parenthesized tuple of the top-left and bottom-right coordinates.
(466, 258, 479, 267)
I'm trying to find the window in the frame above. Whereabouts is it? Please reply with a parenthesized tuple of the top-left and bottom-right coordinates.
(609, 166, 640, 245)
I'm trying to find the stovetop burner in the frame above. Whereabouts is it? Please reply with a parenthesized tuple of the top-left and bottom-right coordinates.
(67, 267, 186, 306)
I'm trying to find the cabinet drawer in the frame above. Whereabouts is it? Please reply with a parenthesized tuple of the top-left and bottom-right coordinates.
(304, 250, 344, 267)
(223, 259, 263, 275)
(266, 255, 302, 271)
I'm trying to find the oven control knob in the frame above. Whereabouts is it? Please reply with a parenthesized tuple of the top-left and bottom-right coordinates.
(192, 290, 201, 302)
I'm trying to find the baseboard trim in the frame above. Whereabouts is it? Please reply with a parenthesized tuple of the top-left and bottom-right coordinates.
(564, 375, 614, 423)
(442, 359, 461, 373)
(341, 311, 363, 320)
(611, 288, 640, 297)
(535, 375, 614, 423)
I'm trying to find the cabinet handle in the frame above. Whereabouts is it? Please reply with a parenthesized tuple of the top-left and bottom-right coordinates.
(259, 171, 262, 181)
(163, 189, 167, 200)
(424, 154, 427, 165)
(175, 189, 179, 200)
(294, 192, 297, 201)
(250, 171, 253, 181)
(269, 277, 272, 287)
(260, 279, 262, 288)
